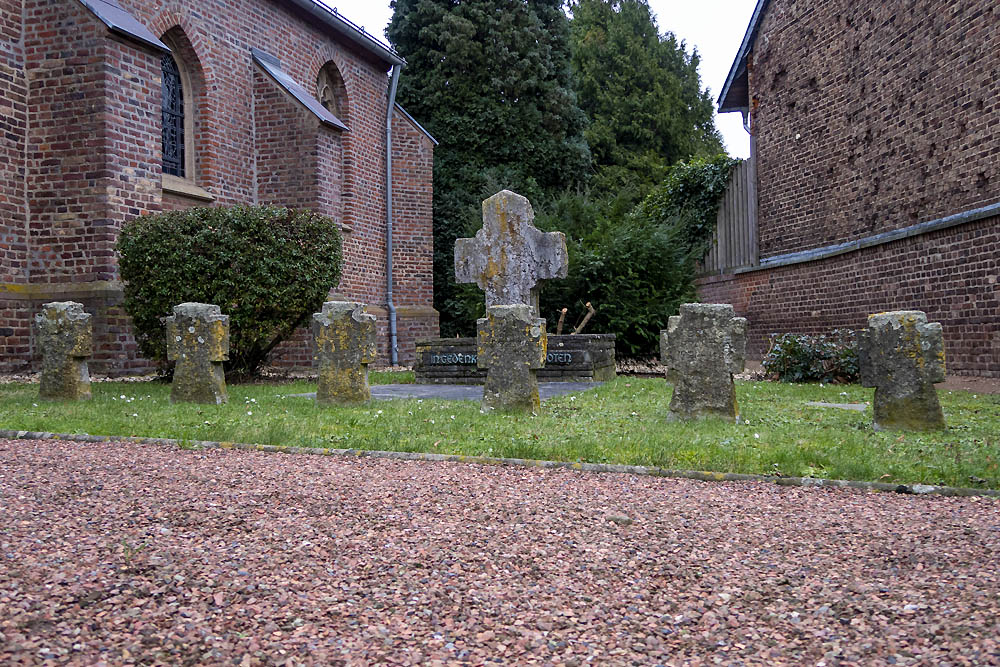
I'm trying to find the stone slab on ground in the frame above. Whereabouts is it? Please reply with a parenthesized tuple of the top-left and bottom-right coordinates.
(2, 437, 998, 665)
(805, 401, 868, 411)
(290, 382, 601, 402)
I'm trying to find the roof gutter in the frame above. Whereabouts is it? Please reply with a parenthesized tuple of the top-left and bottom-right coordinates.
(282, 0, 404, 68)
(385, 64, 402, 366)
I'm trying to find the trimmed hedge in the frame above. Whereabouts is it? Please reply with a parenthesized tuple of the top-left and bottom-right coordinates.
(117, 206, 343, 378)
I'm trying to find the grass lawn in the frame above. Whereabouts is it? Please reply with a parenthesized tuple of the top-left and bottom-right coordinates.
(1, 373, 998, 489)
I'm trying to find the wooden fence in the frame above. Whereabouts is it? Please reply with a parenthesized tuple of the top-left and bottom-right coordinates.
(700, 158, 758, 274)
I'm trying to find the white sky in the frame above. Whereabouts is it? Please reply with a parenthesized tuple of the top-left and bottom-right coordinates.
(325, 0, 754, 158)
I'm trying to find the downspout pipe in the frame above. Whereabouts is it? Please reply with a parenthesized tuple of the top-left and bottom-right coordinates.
(385, 63, 402, 366)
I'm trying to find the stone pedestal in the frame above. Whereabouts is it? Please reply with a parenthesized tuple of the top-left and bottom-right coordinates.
(477, 305, 547, 412)
(660, 303, 747, 421)
(166, 303, 230, 404)
(312, 301, 377, 404)
(859, 310, 946, 431)
(35, 301, 93, 401)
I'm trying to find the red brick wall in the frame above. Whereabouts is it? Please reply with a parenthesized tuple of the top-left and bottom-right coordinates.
(750, 0, 1000, 257)
(1, 0, 438, 373)
(697, 215, 1000, 377)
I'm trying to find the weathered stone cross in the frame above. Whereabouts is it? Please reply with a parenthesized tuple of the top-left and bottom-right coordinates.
(859, 310, 946, 431)
(311, 301, 377, 404)
(35, 301, 93, 401)
(166, 302, 230, 404)
(660, 303, 747, 421)
(455, 190, 568, 317)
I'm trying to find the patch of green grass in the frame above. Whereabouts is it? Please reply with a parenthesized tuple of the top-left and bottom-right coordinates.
(1, 378, 997, 489)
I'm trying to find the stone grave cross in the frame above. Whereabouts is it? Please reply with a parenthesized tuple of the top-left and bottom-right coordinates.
(166, 302, 230, 404)
(455, 190, 568, 317)
(35, 301, 93, 401)
(477, 304, 547, 412)
(859, 310, 946, 431)
(311, 301, 377, 404)
(660, 303, 747, 421)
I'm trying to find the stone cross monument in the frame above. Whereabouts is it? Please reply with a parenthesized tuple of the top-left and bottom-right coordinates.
(477, 304, 547, 412)
(35, 301, 93, 401)
(660, 303, 747, 421)
(311, 301, 377, 404)
(455, 190, 568, 316)
(166, 303, 230, 404)
(859, 310, 946, 431)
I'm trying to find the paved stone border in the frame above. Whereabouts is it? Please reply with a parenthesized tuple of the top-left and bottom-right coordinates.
(3, 428, 999, 499)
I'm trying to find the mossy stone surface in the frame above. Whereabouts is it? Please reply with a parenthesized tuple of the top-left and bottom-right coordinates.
(859, 310, 946, 431)
(477, 304, 547, 413)
(312, 301, 377, 405)
(166, 303, 230, 405)
(35, 301, 93, 401)
(660, 303, 747, 421)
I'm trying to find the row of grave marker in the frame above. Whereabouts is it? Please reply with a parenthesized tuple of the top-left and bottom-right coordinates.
(35, 299, 947, 431)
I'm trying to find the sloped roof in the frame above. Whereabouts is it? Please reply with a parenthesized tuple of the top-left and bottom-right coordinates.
(282, 0, 404, 68)
(75, 0, 169, 53)
(717, 0, 771, 113)
(252, 48, 350, 131)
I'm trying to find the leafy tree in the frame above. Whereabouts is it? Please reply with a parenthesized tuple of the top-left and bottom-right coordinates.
(569, 0, 724, 200)
(117, 206, 342, 379)
(387, 0, 590, 336)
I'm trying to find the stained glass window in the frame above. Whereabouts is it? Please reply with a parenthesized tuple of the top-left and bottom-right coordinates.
(161, 53, 185, 177)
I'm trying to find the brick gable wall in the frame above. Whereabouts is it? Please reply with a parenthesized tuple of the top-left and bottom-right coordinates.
(697, 0, 999, 376)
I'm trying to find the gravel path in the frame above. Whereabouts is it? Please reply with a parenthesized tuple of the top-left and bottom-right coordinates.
(2, 439, 998, 666)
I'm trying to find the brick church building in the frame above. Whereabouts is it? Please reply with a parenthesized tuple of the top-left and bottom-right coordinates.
(0, 0, 438, 374)
(702, 0, 999, 376)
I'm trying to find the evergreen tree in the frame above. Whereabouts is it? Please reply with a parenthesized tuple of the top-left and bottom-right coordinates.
(387, 0, 590, 336)
(569, 0, 723, 200)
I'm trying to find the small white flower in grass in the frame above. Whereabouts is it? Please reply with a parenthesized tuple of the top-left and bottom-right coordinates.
(450, 415, 455, 420)
(32, 403, 38, 407)
(120, 394, 126, 399)
(429, 419, 435, 425)
(407, 410, 413, 415)
(569, 396, 576, 402)
(247, 411, 253, 416)
(744, 420, 750, 425)
(132, 413, 138, 417)
(754, 433, 760, 439)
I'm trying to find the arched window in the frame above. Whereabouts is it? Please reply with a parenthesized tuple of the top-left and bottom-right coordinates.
(161, 52, 185, 177)
(316, 62, 348, 122)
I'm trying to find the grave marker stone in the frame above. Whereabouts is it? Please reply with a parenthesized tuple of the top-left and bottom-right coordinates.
(660, 303, 747, 421)
(35, 301, 93, 401)
(859, 310, 946, 431)
(311, 301, 377, 404)
(166, 303, 230, 404)
(455, 190, 568, 316)
(477, 304, 547, 412)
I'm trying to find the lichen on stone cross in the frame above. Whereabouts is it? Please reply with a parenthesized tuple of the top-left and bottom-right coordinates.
(35, 301, 93, 401)
(477, 304, 547, 413)
(660, 303, 747, 421)
(165, 302, 230, 405)
(311, 301, 377, 404)
(859, 310, 946, 431)
(455, 190, 568, 317)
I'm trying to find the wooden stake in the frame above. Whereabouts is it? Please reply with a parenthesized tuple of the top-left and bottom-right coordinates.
(571, 302, 595, 335)
(555, 308, 568, 335)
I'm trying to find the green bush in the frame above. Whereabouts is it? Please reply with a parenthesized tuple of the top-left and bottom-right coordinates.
(531, 155, 737, 357)
(117, 206, 342, 378)
(762, 330, 860, 384)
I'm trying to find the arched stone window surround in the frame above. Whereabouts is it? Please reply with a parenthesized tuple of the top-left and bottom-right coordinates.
(309, 48, 357, 231)
(158, 26, 204, 183)
(316, 61, 349, 124)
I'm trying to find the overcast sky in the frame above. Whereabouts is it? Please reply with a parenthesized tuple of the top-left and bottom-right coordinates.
(325, 1, 755, 158)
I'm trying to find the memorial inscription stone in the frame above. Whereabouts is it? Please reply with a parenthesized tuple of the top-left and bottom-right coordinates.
(35, 301, 93, 401)
(859, 310, 946, 431)
(477, 304, 547, 412)
(166, 303, 230, 404)
(312, 301, 377, 404)
(661, 303, 747, 421)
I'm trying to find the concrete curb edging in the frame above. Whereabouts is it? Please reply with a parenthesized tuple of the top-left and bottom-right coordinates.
(3, 429, 999, 499)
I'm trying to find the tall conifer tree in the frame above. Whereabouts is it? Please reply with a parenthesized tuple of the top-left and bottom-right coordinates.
(387, 0, 590, 336)
(569, 0, 723, 198)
